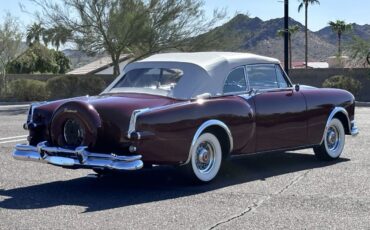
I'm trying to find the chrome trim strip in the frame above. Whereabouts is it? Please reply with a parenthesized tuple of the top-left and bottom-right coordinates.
(238, 93, 254, 100)
(230, 144, 318, 159)
(320, 107, 353, 144)
(257, 87, 294, 93)
(13, 141, 143, 171)
(127, 108, 150, 139)
(244, 65, 251, 92)
(183, 120, 234, 165)
(127, 102, 191, 139)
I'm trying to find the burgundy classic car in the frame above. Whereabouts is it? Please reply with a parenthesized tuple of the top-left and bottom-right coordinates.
(13, 52, 358, 182)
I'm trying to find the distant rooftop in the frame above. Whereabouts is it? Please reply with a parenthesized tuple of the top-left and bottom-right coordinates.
(291, 61, 329, 69)
(67, 54, 131, 75)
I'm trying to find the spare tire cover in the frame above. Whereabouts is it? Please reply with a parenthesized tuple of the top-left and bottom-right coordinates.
(50, 101, 102, 148)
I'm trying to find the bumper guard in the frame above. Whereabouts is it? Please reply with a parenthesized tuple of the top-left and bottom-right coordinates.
(351, 120, 359, 136)
(13, 141, 143, 171)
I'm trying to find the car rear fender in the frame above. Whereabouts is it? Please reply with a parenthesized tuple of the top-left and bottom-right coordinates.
(131, 96, 254, 164)
(184, 119, 233, 165)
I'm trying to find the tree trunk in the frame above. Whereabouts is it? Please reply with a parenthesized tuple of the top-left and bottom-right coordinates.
(111, 54, 121, 76)
(305, 3, 308, 69)
(289, 35, 292, 69)
(338, 32, 342, 56)
(0, 60, 6, 96)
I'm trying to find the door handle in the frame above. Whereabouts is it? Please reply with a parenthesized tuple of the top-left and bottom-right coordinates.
(286, 88, 294, 96)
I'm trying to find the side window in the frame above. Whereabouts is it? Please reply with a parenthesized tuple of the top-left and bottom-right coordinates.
(246, 64, 278, 90)
(275, 65, 289, 88)
(223, 67, 247, 94)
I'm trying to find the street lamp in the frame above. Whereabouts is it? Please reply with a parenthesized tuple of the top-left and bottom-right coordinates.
(284, 0, 289, 74)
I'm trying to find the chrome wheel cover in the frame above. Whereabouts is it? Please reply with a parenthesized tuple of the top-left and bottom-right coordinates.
(326, 126, 340, 151)
(190, 133, 222, 182)
(195, 141, 216, 174)
(324, 119, 345, 159)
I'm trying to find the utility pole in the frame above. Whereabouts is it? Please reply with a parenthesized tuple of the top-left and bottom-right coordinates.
(284, 0, 289, 74)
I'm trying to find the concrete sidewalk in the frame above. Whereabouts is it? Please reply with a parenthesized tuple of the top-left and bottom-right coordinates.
(0, 104, 30, 113)
(356, 101, 370, 107)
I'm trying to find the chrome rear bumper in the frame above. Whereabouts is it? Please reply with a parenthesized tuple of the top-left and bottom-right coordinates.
(13, 141, 143, 171)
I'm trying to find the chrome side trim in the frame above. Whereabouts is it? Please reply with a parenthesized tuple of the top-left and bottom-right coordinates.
(231, 144, 318, 160)
(127, 102, 191, 139)
(320, 107, 353, 144)
(13, 141, 143, 171)
(183, 120, 234, 165)
(127, 108, 150, 139)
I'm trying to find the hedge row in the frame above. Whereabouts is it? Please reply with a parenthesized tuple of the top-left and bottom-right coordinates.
(1, 73, 367, 102)
(4, 75, 107, 101)
(8, 79, 49, 101)
(322, 75, 362, 97)
(46, 75, 106, 99)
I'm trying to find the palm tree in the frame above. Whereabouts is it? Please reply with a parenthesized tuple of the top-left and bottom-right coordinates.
(26, 23, 45, 46)
(298, 0, 320, 69)
(42, 29, 53, 47)
(329, 20, 352, 56)
(46, 26, 73, 51)
(277, 25, 300, 69)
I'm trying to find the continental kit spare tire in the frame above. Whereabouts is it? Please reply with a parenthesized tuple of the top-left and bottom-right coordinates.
(50, 101, 102, 148)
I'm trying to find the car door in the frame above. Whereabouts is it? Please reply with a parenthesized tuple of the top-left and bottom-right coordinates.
(223, 66, 257, 154)
(247, 64, 308, 152)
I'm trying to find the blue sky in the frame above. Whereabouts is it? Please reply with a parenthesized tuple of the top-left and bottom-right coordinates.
(0, 0, 369, 32)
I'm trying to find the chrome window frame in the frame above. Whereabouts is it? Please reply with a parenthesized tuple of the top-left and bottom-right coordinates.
(275, 64, 293, 88)
(221, 63, 295, 97)
(242, 63, 295, 93)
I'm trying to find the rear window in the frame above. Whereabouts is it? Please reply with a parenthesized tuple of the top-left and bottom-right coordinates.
(223, 67, 247, 94)
(115, 68, 183, 90)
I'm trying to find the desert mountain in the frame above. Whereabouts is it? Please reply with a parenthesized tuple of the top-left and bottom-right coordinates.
(194, 14, 370, 61)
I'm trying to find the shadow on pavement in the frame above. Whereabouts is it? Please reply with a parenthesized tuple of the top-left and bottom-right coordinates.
(0, 151, 349, 213)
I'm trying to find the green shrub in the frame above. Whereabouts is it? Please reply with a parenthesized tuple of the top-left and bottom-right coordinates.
(6, 43, 70, 74)
(8, 79, 49, 101)
(46, 75, 106, 99)
(322, 75, 362, 97)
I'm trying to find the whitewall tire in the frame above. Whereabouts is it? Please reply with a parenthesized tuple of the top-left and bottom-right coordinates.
(186, 133, 222, 183)
(314, 118, 345, 160)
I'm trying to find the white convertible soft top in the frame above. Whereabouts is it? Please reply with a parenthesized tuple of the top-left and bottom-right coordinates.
(105, 52, 280, 99)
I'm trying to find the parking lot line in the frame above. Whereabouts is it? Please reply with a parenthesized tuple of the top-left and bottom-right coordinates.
(0, 139, 27, 144)
(0, 135, 28, 141)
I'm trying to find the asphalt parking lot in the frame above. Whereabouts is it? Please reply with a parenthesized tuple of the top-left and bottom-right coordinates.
(0, 108, 369, 229)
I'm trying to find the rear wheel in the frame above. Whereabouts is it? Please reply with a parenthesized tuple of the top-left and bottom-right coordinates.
(314, 118, 345, 160)
(184, 133, 222, 183)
